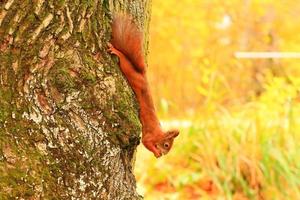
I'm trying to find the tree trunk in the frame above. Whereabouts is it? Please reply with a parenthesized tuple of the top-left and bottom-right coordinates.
(0, 0, 150, 199)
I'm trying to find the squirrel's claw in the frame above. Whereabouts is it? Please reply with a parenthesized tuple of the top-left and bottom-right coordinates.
(107, 42, 121, 57)
(107, 42, 113, 49)
(107, 42, 114, 54)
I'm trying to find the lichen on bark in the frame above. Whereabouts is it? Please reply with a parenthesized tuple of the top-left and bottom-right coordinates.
(0, 0, 150, 199)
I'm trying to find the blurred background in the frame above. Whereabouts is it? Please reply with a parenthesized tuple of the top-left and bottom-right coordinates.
(135, 0, 300, 199)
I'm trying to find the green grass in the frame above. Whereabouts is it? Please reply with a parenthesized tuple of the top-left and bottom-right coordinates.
(135, 100, 300, 200)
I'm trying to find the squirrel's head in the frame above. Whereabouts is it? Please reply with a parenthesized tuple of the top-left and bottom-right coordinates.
(155, 129, 179, 157)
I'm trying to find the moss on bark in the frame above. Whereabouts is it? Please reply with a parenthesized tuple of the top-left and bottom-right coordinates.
(0, 0, 151, 199)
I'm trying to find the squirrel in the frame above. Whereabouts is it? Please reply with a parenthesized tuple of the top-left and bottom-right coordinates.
(108, 14, 179, 158)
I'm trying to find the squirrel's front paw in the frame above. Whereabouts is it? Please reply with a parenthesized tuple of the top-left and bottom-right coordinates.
(142, 139, 162, 158)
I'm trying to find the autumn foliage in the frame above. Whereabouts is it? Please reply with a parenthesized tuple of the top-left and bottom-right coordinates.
(135, 0, 300, 199)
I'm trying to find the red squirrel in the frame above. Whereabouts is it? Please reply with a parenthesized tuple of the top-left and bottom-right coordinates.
(108, 14, 179, 158)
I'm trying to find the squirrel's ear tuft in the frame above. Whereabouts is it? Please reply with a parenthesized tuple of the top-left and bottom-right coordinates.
(166, 129, 179, 139)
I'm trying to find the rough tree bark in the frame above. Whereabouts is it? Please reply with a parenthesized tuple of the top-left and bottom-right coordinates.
(0, 0, 151, 199)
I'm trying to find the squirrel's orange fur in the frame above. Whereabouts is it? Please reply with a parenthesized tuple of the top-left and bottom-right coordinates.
(108, 14, 179, 158)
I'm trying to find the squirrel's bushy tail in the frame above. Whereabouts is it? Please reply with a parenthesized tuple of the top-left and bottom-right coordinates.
(111, 14, 145, 73)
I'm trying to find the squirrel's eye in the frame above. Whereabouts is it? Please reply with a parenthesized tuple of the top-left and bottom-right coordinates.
(164, 143, 169, 149)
